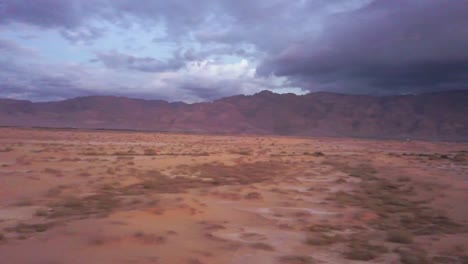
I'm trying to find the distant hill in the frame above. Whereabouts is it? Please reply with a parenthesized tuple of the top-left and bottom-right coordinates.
(1, 90, 467, 141)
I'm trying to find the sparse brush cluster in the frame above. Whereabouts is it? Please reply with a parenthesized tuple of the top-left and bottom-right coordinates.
(0, 128, 466, 263)
(318, 161, 466, 262)
(0, 147, 13, 152)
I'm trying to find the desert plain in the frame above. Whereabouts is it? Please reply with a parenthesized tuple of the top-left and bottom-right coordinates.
(0, 127, 467, 264)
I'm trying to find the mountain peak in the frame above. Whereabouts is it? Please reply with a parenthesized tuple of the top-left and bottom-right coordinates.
(255, 90, 276, 96)
(0, 91, 467, 141)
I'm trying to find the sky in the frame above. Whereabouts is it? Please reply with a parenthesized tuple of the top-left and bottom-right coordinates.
(0, 0, 467, 102)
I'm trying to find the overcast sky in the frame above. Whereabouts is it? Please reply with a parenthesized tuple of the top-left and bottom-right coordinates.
(1, 0, 467, 102)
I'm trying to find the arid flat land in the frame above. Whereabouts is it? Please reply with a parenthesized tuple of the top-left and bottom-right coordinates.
(0, 128, 467, 264)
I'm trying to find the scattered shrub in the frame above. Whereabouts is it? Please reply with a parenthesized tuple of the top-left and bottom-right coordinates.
(35, 209, 49, 217)
(134, 231, 145, 238)
(386, 230, 413, 244)
(43, 168, 61, 174)
(344, 239, 387, 261)
(88, 234, 108, 245)
(229, 149, 252, 155)
(397, 176, 411, 182)
(397, 248, 430, 264)
(143, 149, 157, 155)
(250, 242, 275, 251)
(308, 224, 342, 233)
(305, 234, 341, 246)
(11, 223, 53, 233)
(432, 256, 460, 263)
(278, 255, 317, 264)
(50, 194, 120, 218)
(15, 198, 33, 206)
(244, 192, 262, 200)
(303, 151, 325, 157)
(0, 147, 13, 152)
(45, 186, 63, 197)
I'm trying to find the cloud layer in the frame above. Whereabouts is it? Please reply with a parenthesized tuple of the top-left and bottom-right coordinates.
(1, 0, 467, 101)
(257, 0, 468, 94)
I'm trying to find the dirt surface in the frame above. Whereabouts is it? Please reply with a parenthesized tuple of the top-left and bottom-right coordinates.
(0, 127, 467, 264)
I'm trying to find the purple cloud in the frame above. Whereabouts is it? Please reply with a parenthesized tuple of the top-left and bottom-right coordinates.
(0, 38, 38, 56)
(257, 0, 468, 94)
(94, 51, 184, 72)
(0, 0, 467, 101)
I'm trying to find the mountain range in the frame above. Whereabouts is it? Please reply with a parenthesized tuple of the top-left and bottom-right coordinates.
(1, 90, 467, 141)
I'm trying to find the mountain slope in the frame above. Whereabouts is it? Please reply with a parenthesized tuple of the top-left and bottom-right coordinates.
(1, 91, 467, 140)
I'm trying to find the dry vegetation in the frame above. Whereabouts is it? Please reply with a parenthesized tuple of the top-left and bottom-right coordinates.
(0, 127, 466, 264)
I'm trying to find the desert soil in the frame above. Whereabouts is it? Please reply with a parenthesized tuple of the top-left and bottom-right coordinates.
(0, 127, 467, 264)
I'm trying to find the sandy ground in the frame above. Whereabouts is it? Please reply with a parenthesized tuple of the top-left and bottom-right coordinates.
(0, 127, 467, 264)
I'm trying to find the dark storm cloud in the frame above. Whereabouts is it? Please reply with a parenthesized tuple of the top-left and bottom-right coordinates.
(0, 0, 89, 28)
(0, 59, 97, 101)
(257, 0, 468, 94)
(0, 0, 330, 45)
(1, 0, 467, 99)
(0, 78, 92, 102)
(0, 0, 216, 41)
(94, 51, 184, 72)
